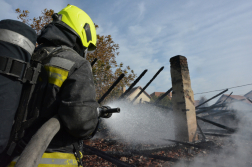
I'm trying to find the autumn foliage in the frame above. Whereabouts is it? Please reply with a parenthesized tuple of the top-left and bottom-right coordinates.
(15, 7, 136, 102)
(87, 33, 136, 102)
(15, 8, 54, 34)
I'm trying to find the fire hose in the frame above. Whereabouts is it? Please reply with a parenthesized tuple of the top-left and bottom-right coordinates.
(14, 107, 120, 167)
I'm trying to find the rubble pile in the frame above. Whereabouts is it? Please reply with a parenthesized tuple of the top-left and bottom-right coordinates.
(81, 130, 252, 167)
(81, 135, 246, 167)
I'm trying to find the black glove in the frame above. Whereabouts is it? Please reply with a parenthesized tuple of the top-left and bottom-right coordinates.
(97, 106, 112, 118)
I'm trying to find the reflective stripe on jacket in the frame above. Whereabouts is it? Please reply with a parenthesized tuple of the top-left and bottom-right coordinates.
(8, 152, 80, 167)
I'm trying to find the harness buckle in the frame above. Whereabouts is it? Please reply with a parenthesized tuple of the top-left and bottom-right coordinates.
(0, 55, 41, 84)
(0, 56, 28, 80)
(20, 62, 41, 84)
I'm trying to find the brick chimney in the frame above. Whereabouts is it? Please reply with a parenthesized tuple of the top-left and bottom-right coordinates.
(170, 55, 198, 142)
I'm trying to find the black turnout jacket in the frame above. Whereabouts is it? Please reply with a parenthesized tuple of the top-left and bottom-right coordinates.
(24, 23, 99, 152)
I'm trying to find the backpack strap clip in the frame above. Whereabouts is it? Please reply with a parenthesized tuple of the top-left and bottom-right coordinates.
(21, 61, 41, 84)
(0, 55, 41, 84)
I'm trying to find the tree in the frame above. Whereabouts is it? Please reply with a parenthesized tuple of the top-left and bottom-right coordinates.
(87, 34, 136, 102)
(15, 8, 54, 34)
(15, 7, 136, 103)
(150, 94, 172, 108)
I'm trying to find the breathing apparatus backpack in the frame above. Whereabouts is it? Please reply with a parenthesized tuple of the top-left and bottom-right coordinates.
(0, 19, 41, 164)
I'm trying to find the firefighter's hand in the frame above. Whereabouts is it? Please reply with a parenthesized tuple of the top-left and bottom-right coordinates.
(97, 106, 112, 118)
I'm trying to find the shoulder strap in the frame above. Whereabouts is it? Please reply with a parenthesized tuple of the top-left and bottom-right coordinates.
(0, 60, 42, 166)
(0, 56, 41, 84)
(3, 60, 42, 155)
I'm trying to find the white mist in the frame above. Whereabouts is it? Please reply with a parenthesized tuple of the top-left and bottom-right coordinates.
(102, 100, 175, 146)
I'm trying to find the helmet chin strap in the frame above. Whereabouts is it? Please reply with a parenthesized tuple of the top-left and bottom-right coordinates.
(84, 48, 88, 58)
(73, 38, 87, 58)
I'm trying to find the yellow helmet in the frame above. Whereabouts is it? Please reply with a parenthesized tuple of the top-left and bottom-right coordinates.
(58, 5, 96, 51)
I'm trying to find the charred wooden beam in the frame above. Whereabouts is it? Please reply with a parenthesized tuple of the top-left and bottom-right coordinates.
(198, 92, 234, 117)
(131, 67, 164, 103)
(204, 133, 231, 137)
(91, 58, 97, 67)
(203, 110, 234, 118)
(196, 103, 229, 115)
(162, 139, 205, 149)
(195, 89, 228, 109)
(154, 87, 172, 104)
(203, 109, 232, 115)
(201, 129, 232, 134)
(197, 122, 206, 141)
(98, 74, 125, 104)
(119, 69, 148, 99)
(196, 116, 236, 133)
(83, 144, 134, 167)
(197, 103, 228, 110)
(222, 92, 233, 103)
(247, 97, 252, 104)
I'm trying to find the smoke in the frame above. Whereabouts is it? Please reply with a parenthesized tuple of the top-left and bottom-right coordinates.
(173, 101, 252, 167)
(95, 99, 252, 166)
(100, 100, 175, 146)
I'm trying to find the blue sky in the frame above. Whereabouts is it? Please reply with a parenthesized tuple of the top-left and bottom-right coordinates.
(1, 0, 252, 104)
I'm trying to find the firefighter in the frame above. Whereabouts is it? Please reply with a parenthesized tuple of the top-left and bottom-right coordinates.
(9, 5, 99, 167)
